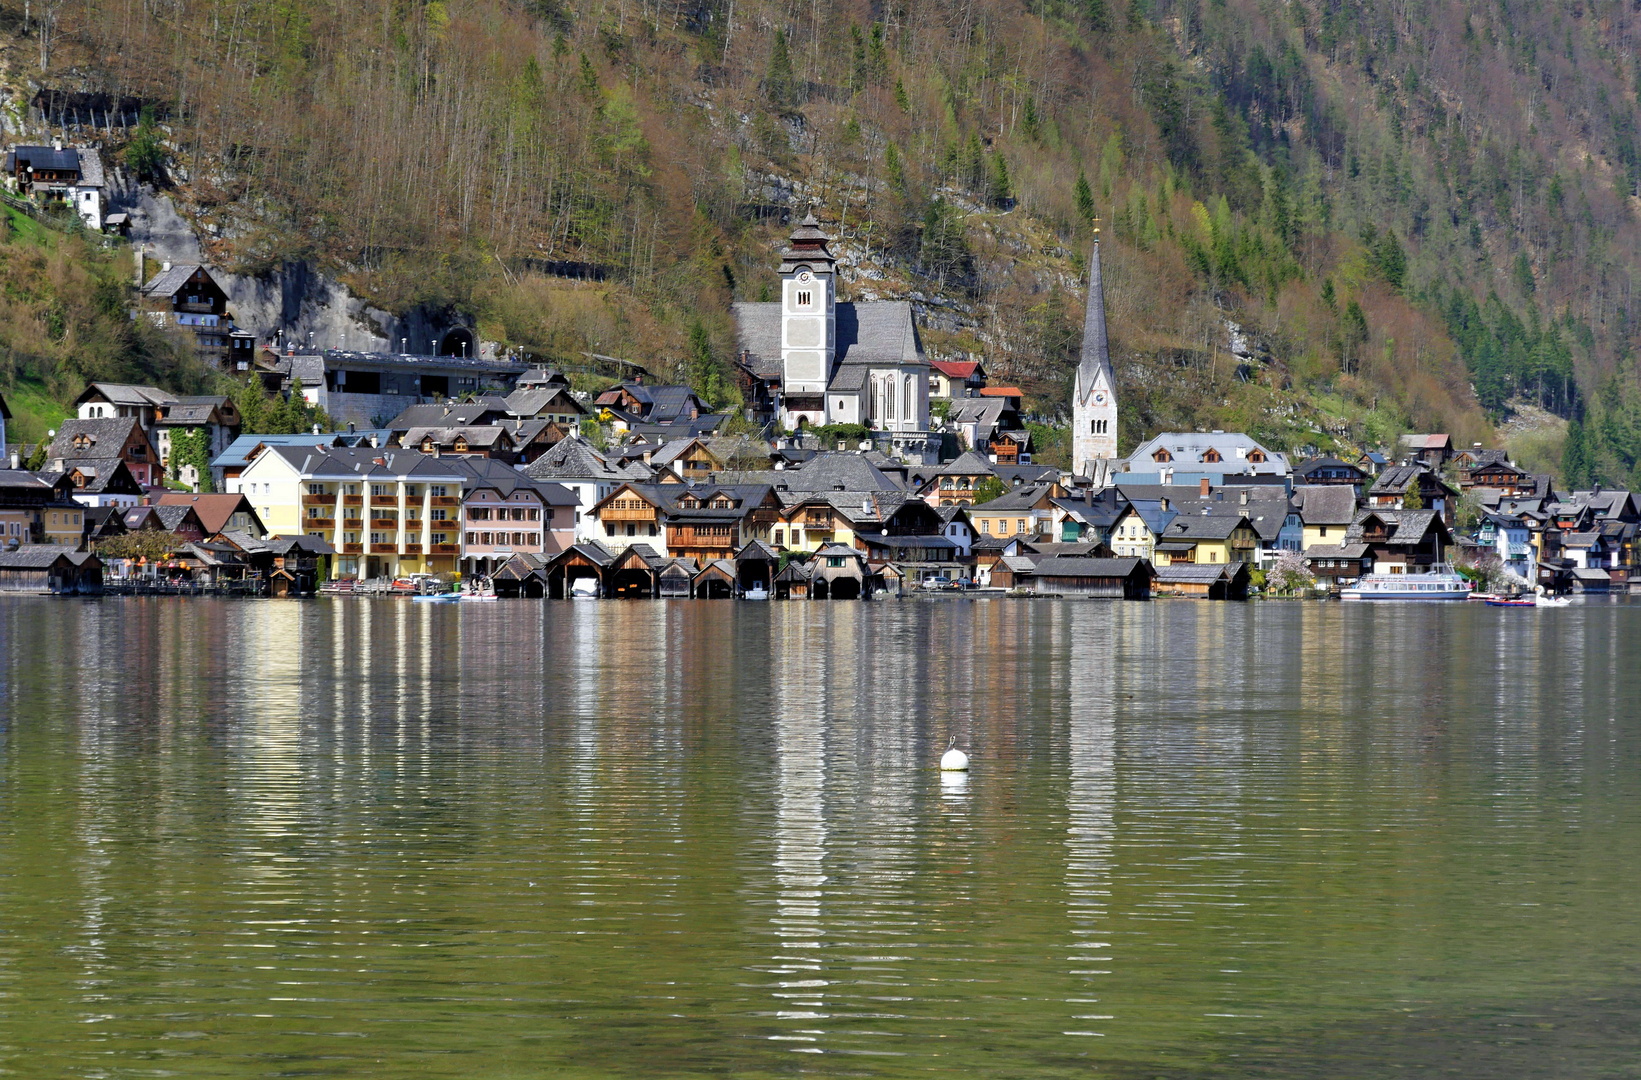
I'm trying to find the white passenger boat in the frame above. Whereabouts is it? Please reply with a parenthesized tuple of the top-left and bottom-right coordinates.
(1340, 567, 1473, 601)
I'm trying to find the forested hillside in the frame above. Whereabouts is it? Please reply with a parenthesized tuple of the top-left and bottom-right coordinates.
(7, 0, 1641, 482)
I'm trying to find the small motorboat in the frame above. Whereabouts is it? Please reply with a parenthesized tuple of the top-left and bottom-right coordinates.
(1484, 596, 1535, 607)
(412, 592, 460, 602)
(743, 584, 770, 601)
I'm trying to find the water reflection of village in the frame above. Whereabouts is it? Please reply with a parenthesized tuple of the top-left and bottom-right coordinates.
(4, 595, 1634, 1073)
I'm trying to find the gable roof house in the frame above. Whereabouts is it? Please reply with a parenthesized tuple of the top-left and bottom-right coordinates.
(156, 493, 268, 538)
(524, 436, 651, 543)
(137, 263, 255, 370)
(966, 482, 1064, 541)
(5, 141, 106, 230)
(928, 359, 987, 400)
(1367, 464, 1458, 526)
(48, 417, 163, 492)
(1292, 484, 1359, 549)
(1345, 509, 1453, 573)
(1122, 431, 1289, 479)
(918, 450, 999, 506)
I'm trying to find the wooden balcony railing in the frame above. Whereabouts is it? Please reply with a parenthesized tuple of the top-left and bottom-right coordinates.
(306, 517, 336, 531)
(342, 494, 363, 507)
(370, 518, 398, 530)
(370, 495, 398, 507)
(402, 543, 422, 554)
(301, 494, 333, 507)
(431, 543, 458, 554)
(430, 496, 460, 508)
(342, 543, 364, 554)
(369, 543, 396, 554)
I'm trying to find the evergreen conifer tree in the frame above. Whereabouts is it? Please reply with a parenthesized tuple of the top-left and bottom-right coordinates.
(1074, 170, 1096, 225)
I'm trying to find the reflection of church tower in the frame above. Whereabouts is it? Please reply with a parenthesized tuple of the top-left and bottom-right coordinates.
(1072, 241, 1118, 477)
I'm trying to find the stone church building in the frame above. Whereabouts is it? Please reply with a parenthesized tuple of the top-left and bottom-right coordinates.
(733, 216, 937, 462)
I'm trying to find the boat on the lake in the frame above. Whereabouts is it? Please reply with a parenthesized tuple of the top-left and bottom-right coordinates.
(1340, 567, 1473, 602)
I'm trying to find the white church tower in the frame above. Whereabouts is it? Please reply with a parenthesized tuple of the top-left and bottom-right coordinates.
(1072, 239, 1119, 477)
(778, 214, 837, 430)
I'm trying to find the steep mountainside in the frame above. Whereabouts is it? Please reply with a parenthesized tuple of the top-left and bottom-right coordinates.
(6, 0, 1641, 481)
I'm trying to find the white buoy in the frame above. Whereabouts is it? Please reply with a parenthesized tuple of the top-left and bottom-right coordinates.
(940, 736, 970, 772)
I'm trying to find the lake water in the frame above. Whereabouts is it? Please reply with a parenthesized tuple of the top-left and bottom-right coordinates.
(1, 596, 1638, 1078)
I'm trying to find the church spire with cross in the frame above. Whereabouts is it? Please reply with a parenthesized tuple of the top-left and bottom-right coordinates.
(1072, 235, 1118, 477)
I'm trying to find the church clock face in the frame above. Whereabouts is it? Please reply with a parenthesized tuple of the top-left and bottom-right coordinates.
(798, 271, 812, 283)
(1093, 392, 1106, 405)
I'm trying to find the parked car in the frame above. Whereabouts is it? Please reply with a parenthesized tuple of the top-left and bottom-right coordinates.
(922, 575, 953, 590)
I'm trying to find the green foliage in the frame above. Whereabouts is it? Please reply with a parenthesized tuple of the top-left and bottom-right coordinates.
(972, 476, 1008, 504)
(1361, 224, 1406, 290)
(765, 29, 798, 113)
(988, 153, 1012, 207)
(1402, 476, 1424, 510)
(809, 422, 871, 446)
(1562, 418, 1593, 488)
(167, 426, 214, 491)
(97, 530, 180, 562)
(1084, 0, 1114, 33)
(231, 376, 330, 435)
(1073, 170, 1096, 226)
(919, 198, 971, 289)
(1440, 289, 1575, 416)
(684, 318, 740, 411)
(123, 106, 165, 179)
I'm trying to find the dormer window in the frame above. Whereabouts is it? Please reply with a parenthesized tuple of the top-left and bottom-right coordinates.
(72, 434, 93, 451)
(1202, 448, 1222, 463)
(1152, 448, 1172, 462)
(1249, 449, 1267, 462)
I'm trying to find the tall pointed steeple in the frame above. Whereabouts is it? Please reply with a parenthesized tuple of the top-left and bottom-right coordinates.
(1072, 239, 1119, 476)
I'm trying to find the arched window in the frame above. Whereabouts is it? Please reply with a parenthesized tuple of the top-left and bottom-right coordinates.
(888, 377, 898, 425)
(904, 375, 916, 422)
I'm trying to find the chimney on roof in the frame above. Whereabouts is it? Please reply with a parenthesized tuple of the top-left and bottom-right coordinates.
(52, 138, 62, 152)
(7, 453, 16, 470)
(161, 260, 171, 272)
(1160, 498, 1169, 511)
(1240, 490, 1248, 505)
(1200, 477, 1211, 497)
(312, 423, 320, 435)
(347, 422, 356, 434)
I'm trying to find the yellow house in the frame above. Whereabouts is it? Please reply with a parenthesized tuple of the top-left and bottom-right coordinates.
(966, 482, 1061, 541)
(1293, 485, 1357, 551)
(772, 497, 863, 553)
(1110, 502, 1169, 560)
(1151, 512, 1259, 566)
(42, 502, 83, 545)
(234, 445, 470, 579)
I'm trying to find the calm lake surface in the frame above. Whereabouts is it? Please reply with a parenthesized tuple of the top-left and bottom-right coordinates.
(1, 596, 1639, 1078)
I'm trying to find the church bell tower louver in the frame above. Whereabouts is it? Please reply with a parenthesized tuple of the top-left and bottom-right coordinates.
(1072, 239, 1118, 476)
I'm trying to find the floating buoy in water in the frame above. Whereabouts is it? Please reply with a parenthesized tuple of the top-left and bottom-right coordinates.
(940, 736, 970, 772)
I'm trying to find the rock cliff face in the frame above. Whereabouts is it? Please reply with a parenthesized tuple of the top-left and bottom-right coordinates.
(116, 185, 478, 356)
